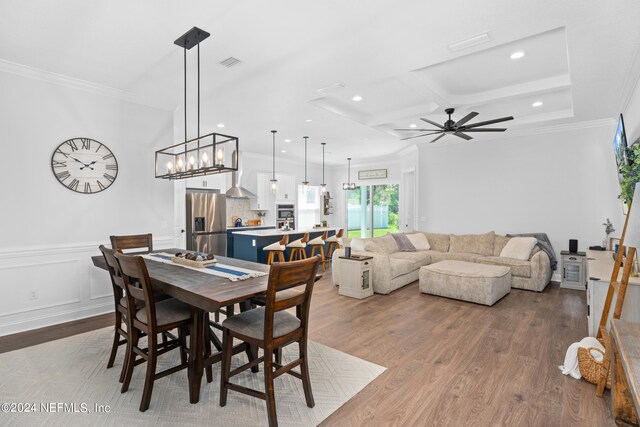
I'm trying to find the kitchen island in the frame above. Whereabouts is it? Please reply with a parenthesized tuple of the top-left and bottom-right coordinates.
(226, 225, 275, 258)
(230, 227, 340, 264)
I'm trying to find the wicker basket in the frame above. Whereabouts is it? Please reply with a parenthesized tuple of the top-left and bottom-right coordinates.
(578, 346, 611, 389)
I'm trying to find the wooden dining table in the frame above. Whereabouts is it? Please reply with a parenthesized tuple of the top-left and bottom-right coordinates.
(91, 248, 271, 404)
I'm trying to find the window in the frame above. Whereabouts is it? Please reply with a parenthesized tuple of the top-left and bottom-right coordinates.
(297, 185, 321, 229)
(347, 184, 399, 238)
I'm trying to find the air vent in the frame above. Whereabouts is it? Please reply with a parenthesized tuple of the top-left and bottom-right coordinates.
(219, 57, 241, 68)
(316, 82, 347, 94)
(447, 31, 492, 52)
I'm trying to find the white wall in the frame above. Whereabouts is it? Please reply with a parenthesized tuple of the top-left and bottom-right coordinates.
(624, 76, 640, 142)
(416, 125, 623, 277)
(0, 71, 175, 336)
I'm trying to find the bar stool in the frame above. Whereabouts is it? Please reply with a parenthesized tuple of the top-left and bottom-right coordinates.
(263, 234, 289, 265)
(325, 229, 344, 258)
(287, 233, 309, 261)
(308, 231, 328, 271)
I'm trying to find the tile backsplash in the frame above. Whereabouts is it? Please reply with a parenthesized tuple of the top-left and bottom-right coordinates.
(226, 198, 258, 226)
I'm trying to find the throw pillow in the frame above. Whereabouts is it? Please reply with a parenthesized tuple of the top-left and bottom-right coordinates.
(406, 233, 430, 251)
(499, 237, 538, 260)
(350, 237, 366, 252)
(364, 241, 386, 254)
(391, 233, 416, 252)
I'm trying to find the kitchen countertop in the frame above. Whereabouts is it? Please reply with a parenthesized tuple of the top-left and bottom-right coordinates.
(226, 225, 276, 230)
(231, 227, 340, 236)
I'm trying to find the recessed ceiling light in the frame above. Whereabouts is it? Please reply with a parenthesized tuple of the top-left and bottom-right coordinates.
(281, 150, 287, 153)
(532, 101, 543, 107)
(217, 123, 225, 128)
(305, 119, 312, 122)
(510, 51, 525, 60)
(284, 139, 291, 142)
(352, 95, 363, 102)
(409, 124, 417, 128)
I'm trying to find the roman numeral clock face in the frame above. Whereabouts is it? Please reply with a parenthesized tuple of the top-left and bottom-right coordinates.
(51, 138, 118, 194)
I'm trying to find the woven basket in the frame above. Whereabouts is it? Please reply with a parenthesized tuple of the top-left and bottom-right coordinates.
(578, 346, 611, 389)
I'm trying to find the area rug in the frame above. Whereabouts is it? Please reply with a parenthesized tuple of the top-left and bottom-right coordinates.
(0, 327, 385, 426)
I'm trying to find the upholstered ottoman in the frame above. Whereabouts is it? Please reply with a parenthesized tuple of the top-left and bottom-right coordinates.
(419, 260, 511, 306)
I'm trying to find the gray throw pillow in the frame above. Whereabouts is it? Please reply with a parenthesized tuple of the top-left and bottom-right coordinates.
(391, 233, 416, 252)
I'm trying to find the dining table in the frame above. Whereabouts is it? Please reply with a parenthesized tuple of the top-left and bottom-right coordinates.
(91, 248, 271, 404)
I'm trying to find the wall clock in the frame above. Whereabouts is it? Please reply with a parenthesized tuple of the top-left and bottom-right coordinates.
(51, 137, 118, 194)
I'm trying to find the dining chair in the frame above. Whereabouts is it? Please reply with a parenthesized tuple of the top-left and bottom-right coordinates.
(220, 256, 320, 427)
(286, 232, 309, 261)
(325, 228, 344, 258)
(110, 233, 153, 253)
(308, 231, 328, 271)
(263, 234, 289, 265)
(115, 252, 192, 412)
(99, 245, 142, 383)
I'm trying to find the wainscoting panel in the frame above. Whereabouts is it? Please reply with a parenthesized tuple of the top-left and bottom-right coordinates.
(0, 237, 177, 336)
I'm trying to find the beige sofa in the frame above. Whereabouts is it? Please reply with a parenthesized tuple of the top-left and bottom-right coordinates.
(331, 231, 552, 294)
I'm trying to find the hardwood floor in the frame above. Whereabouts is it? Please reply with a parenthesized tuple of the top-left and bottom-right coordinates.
(0, 271, 614, 426)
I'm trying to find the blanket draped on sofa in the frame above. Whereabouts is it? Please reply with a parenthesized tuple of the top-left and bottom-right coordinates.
(506, 232, 557, 271)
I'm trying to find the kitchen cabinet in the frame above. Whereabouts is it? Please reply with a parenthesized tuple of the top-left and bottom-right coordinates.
(275, 173, 295, 202)
(186, 174, 228, 191)
(250, 173, 274, 210)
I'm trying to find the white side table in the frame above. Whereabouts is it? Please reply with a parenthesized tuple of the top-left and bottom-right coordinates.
(338, 256, 373, 299)
(560, 250, 586, 290)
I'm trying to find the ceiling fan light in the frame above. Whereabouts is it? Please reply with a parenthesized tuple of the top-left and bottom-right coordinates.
(532, 101, 543, 107)
(510, 51, 525, 60)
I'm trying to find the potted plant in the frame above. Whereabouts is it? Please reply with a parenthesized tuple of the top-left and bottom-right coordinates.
(256, 211, 266, 225)
(619, 140, 640, 205)
(602, 218, 615, 249)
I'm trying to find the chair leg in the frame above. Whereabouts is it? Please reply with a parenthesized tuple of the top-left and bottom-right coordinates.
(264, 352, 278, 426)
(220, 328, 233, 407)
(107, 311, 123, 370)
(121, 327, 139, 393)
(277, 251, 284, 263)
(179, 325, 188, 365)
(274, 347, 282, 365)
(204, 320, 213, 383)
(301, 247, 307, 260)
(289, 249, 295, 261)
(299, 337, 315, 408)
(140, 332, 158, 412)
(267, 251, 274, 265)
(319, 245, 326, 271)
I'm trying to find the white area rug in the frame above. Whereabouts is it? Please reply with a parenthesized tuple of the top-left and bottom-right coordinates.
(0, 327, 385, 426)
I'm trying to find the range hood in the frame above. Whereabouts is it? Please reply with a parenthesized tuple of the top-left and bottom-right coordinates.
(225, 150, 257, 199)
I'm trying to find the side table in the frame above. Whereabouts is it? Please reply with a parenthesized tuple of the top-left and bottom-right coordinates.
(338, 256, 373, 299)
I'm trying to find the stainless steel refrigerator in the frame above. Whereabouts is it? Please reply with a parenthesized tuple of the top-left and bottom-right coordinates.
(186, 189, 227, 256)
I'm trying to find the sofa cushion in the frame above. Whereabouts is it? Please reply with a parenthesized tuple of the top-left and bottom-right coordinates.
(440, 252, 483, 263)
(424, 232, 450, 252)
(351, 237, 365, 251)
(372, 234, 399, 254)
(449, 231, 495, 256)
(389, 251, 430, 271)
(391, 233, 416, 252)
(389, 257, 415, 278)
(477, 256, 531, 278)
(406, 233, 430, 250)
(424, 250, 445, 264)
(493, 235, 512, 256)
(500, 237, 538, 260)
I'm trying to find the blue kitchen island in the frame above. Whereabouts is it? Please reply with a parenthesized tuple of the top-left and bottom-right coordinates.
(230, 227, 340, 264)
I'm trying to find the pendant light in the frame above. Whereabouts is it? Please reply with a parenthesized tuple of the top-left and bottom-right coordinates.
(342, 157, 356, 190)
(302, 136, 309, 191)
(320, 142, 327, 194)
(270, 130, 278, 193)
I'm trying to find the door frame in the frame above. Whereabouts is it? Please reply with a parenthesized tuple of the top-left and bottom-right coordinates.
(400, 167, 416, 232)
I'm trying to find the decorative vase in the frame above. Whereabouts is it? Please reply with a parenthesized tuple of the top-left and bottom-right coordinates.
(603, 235, 609, 249)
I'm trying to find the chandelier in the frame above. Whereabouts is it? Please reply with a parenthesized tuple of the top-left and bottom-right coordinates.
(342, 157, 356, 190)
(155, 27, 238, 180)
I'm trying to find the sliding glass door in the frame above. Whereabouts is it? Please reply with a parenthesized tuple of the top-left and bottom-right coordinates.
(347, 184, 399, 238)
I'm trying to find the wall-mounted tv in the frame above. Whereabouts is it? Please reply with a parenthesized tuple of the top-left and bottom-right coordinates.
(614, 113, 628, 185)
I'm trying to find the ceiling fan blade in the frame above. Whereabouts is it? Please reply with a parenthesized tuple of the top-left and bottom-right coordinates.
(461, 128, 507, 132)
(453, 112, 478, 127)
(420, 118, 445, 129)
(461, 116, 514, 129)
(429, 133, 446, 143)
(394, 128, 439, 132)
(454, 132, 473, 141)
(400, 132, 442, 141)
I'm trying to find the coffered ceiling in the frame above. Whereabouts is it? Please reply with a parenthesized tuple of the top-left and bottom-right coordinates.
(1, 0, 639, 164)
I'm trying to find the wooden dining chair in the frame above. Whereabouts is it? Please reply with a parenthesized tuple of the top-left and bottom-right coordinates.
(110, 233, 153, 253)
(308, 231, 328, 271)
(325, 228, 344, 258)
(286, 233, 309, 261)
(115, 252, 192, 412)
(220, 256, 320, 427)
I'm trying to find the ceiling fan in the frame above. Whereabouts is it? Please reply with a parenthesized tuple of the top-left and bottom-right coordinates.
(395, 108, 514, 143)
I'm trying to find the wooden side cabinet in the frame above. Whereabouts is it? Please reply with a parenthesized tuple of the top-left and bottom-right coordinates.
(338, 256, 373, 299)
(560, 250, 586, 290)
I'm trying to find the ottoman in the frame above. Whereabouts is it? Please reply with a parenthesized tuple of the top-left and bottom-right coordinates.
(419, 260, 511, 306)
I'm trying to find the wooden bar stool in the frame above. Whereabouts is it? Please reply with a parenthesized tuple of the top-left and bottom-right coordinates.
(263, 235, 289, 265)
(325, 229, 344, 258)
(287, 233, 309, 261)
(308, 231, 328, 271)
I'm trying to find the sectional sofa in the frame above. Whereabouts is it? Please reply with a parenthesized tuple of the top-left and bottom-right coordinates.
(331, 231, 552, 294)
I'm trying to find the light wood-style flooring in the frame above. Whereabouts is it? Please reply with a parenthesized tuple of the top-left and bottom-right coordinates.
(0, 271, 614, 426)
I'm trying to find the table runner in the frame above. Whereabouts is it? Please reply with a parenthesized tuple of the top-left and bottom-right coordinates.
(143, 253, 268, 281)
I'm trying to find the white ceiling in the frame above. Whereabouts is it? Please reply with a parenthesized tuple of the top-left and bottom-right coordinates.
(1, 0, 640, 164)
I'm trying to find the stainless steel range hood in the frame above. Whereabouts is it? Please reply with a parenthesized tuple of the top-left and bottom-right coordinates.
(225, 150, 257, 199)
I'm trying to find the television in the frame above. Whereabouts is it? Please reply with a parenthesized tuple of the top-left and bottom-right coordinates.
(613, 113, 628, 185)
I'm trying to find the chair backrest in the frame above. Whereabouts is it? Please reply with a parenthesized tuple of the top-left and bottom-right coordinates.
(278, 234, 289, 246)
(114, 252, 156, 327)
(336, 229, 344, 239)
(300, 233, 310, 245)
(99, 245, 125, 307)
(320, 230, 328, 241)
(110, 234, 153, 253)
(263, 256, 320, 340)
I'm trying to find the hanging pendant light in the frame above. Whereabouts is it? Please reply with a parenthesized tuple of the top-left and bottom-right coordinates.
(155, 27, 239, 180)
(342, 157, 356, 190)
(320, 142, 327, 194)
(302, 136, 309, 191)
(270, 130, 278, 193)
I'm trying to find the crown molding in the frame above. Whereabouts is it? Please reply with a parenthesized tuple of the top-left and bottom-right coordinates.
(0, 59, 174, 111)
(618, 34, 640, 114)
